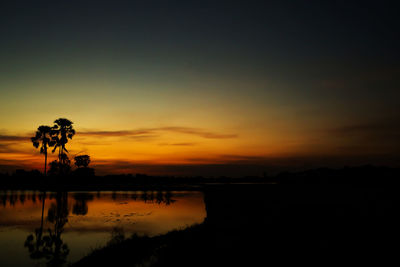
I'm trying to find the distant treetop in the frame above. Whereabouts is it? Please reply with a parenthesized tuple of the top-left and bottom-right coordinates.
(74, 155, 91, 168)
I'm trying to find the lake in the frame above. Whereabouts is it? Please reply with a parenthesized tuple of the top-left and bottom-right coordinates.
(0, 190, 206, 266)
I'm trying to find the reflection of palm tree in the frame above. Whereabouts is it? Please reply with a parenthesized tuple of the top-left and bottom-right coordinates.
(45, 192, 70, 266)
(40, 192, 46, 237)
(24, 191, 46, 260)
(31, 126, 55, 176)
(24, 228, 46, 259)
(24, 192, 70, 266)
(51, 118, 75, 165)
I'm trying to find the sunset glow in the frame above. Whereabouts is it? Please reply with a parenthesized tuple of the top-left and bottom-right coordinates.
(1, 1, 399, 176)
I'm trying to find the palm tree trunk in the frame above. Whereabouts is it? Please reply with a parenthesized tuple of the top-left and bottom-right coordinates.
(44, 150, 47, 176)
(62, 144, 65, 164)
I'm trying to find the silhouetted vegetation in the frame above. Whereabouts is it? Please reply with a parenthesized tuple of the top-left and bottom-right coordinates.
(48, 156, 71, 177)
(1, 165, 400, 191)
(73, 155, 95, 177)
(74, 155, 90, 168)
(31, 126, 55, 176)
(49, 118, 74, 176)
(30, 118, 76, 177)
(51, 118, 75, 165)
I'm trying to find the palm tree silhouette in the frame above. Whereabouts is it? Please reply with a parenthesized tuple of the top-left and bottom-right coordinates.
(51, 118, 75, 165)
(31, 126, 56, 176)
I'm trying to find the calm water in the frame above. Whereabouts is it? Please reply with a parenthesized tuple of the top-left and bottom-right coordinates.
(0, 190, 206, 266)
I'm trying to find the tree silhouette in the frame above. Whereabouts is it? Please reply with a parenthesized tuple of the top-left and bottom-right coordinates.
(48, 155, 71, 176)
(51, 118, 75, 175)
(48, 160, 60, 176)
(74, 155, 90, 168)
(31, 126, 56, 176)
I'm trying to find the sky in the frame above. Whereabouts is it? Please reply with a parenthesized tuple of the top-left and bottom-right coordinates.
(0, 0, 399, 176)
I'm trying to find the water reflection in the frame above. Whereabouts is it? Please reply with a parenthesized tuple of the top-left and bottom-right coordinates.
(25, 192, 70, 266)
(72, 193, 93, 216)
(0, 190, 206, 267)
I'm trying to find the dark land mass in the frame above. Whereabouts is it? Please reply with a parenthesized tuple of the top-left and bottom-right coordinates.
(73, 182, 399, 266)
(1, 165, 399, 190)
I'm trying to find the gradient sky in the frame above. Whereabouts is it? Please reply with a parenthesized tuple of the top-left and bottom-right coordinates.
(1, 1, 399, 176)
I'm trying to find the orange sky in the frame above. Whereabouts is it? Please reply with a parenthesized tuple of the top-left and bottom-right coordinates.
(1, 116, 399, 176)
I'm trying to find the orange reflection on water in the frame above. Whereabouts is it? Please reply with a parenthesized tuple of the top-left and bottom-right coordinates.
(0, 190, 206, 266)
(0, 191, 206, 236)
(69, 191, 206, 236)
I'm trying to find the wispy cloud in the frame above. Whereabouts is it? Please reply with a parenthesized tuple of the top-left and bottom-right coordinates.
(79, 127, 237, 139)
(0, 127, 236, 145)
(329, 122, 398, 135)
(0, 135, 30, 141)
(157, 127, 237, 139)
(79, 130, 151, 137)
(158, 142, 197, 146)
(0, 144, 23, 153)
(327, 120, 400, 142)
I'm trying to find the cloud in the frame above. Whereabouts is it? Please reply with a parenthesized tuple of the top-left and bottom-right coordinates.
(329, 122, 398, 135)
(321, 119, 400, 156)
(79, 130, 151, 137)
(79, 127, 237, 139)
(0, 135, 30, 141)
(183, 155, 269, 165)
(0, 143, 22, 153)
(157, 127, 237, 139)
(158, 142, 197, 146)
(327, 120, 400, 143)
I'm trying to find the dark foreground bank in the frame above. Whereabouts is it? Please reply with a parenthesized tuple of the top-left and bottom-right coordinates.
(74, 183, 399, 266)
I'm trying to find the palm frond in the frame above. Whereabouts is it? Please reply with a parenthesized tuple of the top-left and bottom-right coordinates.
(32, 141, 40, 148)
